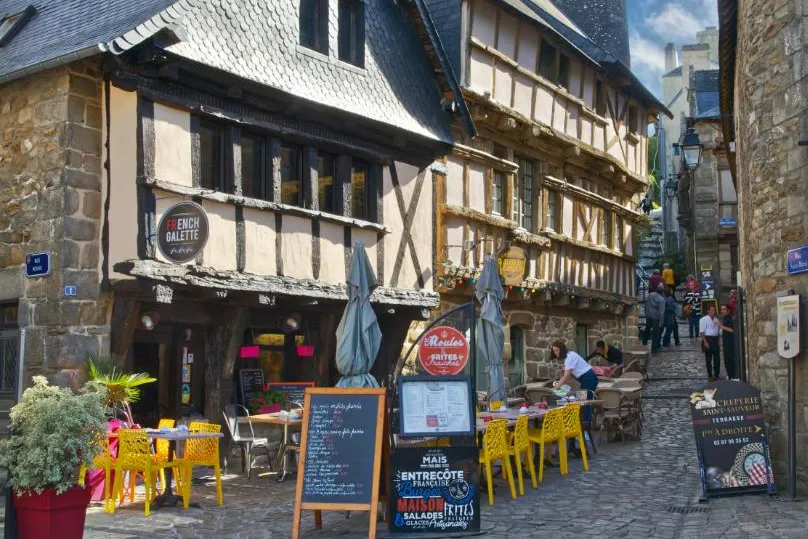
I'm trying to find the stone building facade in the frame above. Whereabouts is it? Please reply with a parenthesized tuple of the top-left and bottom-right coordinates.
(719, 0, 808, 490)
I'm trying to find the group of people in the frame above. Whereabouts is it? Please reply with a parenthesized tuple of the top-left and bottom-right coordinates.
(642, 269, 738, 381)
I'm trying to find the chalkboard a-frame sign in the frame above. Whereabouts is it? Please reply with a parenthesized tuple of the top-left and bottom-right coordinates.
(291, 387, 386, 539)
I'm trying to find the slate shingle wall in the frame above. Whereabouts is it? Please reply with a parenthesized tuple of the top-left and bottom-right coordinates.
(422, 0, 462, 78)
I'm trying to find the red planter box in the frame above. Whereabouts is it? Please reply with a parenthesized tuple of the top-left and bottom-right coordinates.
(14, 486, 91, 539)
(258, 404, 282, 414)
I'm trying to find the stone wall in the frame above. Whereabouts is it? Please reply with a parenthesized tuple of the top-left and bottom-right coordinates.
(734, 0, 808, 490)
(0, 59, 110, 389)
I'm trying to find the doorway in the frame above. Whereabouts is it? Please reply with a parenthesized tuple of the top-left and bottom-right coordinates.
(130, 342, 167, 426)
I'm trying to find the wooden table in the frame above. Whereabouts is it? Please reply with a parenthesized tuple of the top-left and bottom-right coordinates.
(246, 413, 303, 481)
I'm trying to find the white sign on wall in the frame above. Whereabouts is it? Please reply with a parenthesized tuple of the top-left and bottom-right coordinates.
(777, 295, 801, 359)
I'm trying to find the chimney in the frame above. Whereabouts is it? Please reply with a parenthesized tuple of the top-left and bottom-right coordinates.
(665, 43, 677, 72)
(552, 0, 631, 67)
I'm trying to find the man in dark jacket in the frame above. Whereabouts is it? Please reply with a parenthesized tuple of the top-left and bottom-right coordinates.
(648, 269, 663, 293)
(644, 284, 666, 353)
(586, 340, 623, 365)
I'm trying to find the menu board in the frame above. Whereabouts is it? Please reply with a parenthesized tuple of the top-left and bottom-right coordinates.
(399, 376, 473, 437)
(390, 446, 480, 534)
(690, 380, 774, 495)
(266, 382, 315, 406)
(293, 388, 385, 539)
(238, 368, 264, 406)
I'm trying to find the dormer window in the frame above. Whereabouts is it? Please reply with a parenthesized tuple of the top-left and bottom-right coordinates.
(300, 0, 328, 55)
(338, 0, 365, 68)
(0, 5, 35, 48)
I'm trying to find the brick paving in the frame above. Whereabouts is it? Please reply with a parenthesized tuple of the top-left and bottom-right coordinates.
(4, 332, 808, 538)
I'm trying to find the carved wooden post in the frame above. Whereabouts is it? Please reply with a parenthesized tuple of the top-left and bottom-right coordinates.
(110, 298, 142, 366)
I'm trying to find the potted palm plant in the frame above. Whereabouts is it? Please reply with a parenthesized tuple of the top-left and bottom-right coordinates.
(86, 355, 157, 425)
(0, 376, 106, 539)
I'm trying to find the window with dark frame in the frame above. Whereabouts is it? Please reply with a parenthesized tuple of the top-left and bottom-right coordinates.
(546, 189, 559, 231)
(199, 119, 226, 191)
(595, 80, 607, 116)
(492, 171, 504, 215)
(615, 216, 624, 250)
(241, 132, 264, 199)
(513, 158, 533, 231)
(350, 158, 368, 219)
(317, 152, 336, 213)
(299, 0, 329, 55)
(280, 144, 303, 206)
(338, 0, 365, 67)
(601, 210, 612, 247)
(628, 106, 639, 134)
(538, 39, 557, 83)
(558, 54, 570, 89)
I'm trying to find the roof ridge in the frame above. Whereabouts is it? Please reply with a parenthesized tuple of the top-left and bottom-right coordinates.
(98, 0, 199, 55)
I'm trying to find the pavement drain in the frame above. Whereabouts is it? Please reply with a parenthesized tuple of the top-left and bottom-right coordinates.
(666, 505, 710, 514)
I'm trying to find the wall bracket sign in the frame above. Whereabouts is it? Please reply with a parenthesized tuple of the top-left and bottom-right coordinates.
(157, 201, 209, 263)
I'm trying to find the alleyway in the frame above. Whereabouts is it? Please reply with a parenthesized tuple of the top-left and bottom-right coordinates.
(5, 335, 807, 539)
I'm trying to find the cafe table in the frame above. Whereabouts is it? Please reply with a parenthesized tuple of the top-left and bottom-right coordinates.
(244, 413, 303, 482)
(110, 428, 224, 508)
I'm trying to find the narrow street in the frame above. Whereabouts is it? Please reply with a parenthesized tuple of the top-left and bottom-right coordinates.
(60, 331, 807, 539)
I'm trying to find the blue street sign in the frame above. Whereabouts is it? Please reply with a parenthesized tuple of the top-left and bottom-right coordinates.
(719, 217, 737, 227)
(25, 252, 51, 278)
(64, 285, 77, 297)
(787, 245, 808, 275)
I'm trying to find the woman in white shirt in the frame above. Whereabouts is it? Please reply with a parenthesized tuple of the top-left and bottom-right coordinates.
(552, 340, 599, 398)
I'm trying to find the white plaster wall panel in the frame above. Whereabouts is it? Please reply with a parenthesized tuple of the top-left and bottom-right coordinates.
(383, 166, 403, 289)
(319, 222, 345, 284)
(582, 260, 589, 287)
(582, 69, 595, 108)
(108, 87, 138, 274)
(395, 162, 420, 221)
(408, 169, 434, 290)
(468, 162, 486, 213)
(469, 48, 494, 94)
(494, 63, 512, 105)
(152, 189, 184, 264)
(445, 158, 465, 206)
(497, 13, 518, 59)
(552, 96, 566, 132)
(516, 32, 537, 72)
(593, 123, 605, 151)
(472, 0, 497, 46)
(581, 117, 593, 147)
(445, 216, 465, 267)
(534, 85, 553, 125)
(243, 208, 276, 277)
(353, 228, 378, 277)
(153, 103, 192, 187)
(568, 58, 582, 98)
(280, 215, 313, 279)
(201, 200, 237, 271)
(562, 195, 574, 236)
(528, 256, 536, 279)
(627, 141, 636, 172)
(513, 74, 533, 118)
(566, 104, 579, 138)
(624, 222, 634, 256)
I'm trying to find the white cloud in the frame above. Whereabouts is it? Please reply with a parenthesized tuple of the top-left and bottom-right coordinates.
(645, 4, 705, 43)
(630, 30, 666, 73)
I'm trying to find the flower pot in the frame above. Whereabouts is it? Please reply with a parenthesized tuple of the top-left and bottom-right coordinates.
(14, 486, 91, 539)
(259, 404, 282, 414)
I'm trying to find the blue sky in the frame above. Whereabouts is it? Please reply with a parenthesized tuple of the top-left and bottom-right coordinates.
(626, 0, 719, 99)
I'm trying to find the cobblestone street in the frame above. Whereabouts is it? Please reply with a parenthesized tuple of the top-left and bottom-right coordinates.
(4, 332, 807, 539)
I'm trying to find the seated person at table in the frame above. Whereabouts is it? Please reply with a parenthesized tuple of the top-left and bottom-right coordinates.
(586, 340, 623, 366)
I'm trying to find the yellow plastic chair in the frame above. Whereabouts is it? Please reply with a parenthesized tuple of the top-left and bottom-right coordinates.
(111, 429, 173, 516)
(528, 408, 567, 483)
(489, 401, 505, 411)
(479, 419, 516, 506)
(154, 419, 176, 493)
(93, 437, 116, 513)
(508, 414, 537, 494)
(561, 403, 589, 472)
(174, 422, 223, 508)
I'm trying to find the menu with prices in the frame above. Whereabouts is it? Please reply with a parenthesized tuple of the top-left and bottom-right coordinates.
(300, 393, 380, 505)
(690, 380, 774, 494)
(399, 377, 473, 437)
(389, 447, 480, 534)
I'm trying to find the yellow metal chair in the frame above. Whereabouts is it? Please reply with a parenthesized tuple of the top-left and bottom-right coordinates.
(508, 414, 537, 494)
(154, 419, 176, 493)
(174, 422, 223, 508)
(489, 401, 505, 411)
(93, 437, 116, 513)
(479, 419, 516, 506)
(561, 403, 589, 473)
(528, 408, 566, 483)
(111, 429, 173, 516)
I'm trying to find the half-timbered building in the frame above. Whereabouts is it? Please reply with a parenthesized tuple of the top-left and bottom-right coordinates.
(0, 0, 470, 422)
(421, 0, 671, 387)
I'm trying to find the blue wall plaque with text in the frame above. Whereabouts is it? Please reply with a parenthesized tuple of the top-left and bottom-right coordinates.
(787, 245, 808, 275)
(25, 252, 51, 278)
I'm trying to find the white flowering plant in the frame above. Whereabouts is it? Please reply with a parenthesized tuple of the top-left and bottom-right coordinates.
(0, 376, 106, 495)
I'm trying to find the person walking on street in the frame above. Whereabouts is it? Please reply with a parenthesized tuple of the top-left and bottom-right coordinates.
(648, 269, 663, 294)
(644, 284, 666, 353)
(662, 263, 675, 295)
(720, 305, 736, 380)
(684, 279, 701, 340)
(662, 289, 678, 347)
(700, 304, 722, 381)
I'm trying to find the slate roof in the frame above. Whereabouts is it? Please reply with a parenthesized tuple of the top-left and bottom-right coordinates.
(0, 0, 456, 144)
(663, 65, 683, 78)
(421, 0, 462, 79)
(691, 69, 720, 120)
(550, 0, 631, 67)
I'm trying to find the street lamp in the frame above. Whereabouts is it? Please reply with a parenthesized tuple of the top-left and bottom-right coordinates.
(681, 127, 703, 170)
(665, 175, 678, 200)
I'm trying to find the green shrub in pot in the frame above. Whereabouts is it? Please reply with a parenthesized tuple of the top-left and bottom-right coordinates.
(0, 376, 106, 494)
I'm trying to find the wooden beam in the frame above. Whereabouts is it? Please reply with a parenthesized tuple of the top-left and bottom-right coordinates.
(110, 298, 141, 361)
